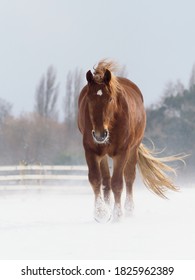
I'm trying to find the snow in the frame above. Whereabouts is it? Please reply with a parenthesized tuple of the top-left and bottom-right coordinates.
(0, 183, 194, 260)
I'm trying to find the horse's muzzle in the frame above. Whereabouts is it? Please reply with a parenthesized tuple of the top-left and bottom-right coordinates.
(92, 129, 109, 144)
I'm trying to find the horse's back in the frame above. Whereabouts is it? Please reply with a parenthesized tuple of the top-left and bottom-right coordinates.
(117, 77, 144, 102)
(117, 76, 146, 146)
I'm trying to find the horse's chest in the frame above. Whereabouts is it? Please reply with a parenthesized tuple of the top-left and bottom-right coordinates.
(101, 141, 127, 157)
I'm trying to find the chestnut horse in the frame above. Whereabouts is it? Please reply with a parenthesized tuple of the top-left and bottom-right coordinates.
(78, 60, 181, 222)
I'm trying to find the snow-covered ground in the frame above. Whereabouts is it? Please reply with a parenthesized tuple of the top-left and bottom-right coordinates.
(0, 183, 194, 260)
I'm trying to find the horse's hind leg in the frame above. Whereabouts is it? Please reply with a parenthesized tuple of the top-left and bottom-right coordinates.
(124, 148, 137, 215)
(100, 156, 112, 205)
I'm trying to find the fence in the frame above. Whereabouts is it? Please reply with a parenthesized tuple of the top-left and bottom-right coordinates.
(0, 165, 88, 185)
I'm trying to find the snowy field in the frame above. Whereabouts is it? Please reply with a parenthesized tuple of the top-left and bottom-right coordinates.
(0, 182, 194, 260)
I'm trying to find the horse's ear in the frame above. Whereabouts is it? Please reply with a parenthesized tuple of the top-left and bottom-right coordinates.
(86, 70, 94, 84)
(103, 69, 111, 85)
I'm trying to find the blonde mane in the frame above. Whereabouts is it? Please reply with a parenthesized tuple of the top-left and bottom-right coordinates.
(93, 59, 122, 93)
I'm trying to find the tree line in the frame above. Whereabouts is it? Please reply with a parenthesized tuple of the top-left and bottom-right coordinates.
(0, 66, 85, 165)
(0, 64, 195, 175)
(145, 65, 195, 175)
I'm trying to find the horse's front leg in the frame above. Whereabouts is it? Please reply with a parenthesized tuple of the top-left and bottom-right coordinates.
(100, 156, 112, 206)
(111, 153, 127, 221)
(85, 151, 111, 223)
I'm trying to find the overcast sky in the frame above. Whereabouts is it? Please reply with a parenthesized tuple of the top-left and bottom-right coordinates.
(0, 0, 195, 115)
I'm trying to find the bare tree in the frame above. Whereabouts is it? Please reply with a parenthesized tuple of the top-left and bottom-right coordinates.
(34, 66, 59, 120)
(175, 79, 185, 96)
(63, 68, 84, 163)
(0, 98, 12, 125)
(189, 63, 195, 89)
(64, 68, 84, 122)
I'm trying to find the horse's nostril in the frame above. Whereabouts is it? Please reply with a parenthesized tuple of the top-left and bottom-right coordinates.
(92, 129, 109, 143)
(103, 130, 108, 138)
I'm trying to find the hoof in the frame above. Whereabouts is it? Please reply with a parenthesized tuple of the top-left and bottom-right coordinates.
(94, 197, 111, 223)
(125, 209, 134, 218)
(113, 203, 123, 222)
(94, 213, 111, 223)
(124, 196, 134, 217)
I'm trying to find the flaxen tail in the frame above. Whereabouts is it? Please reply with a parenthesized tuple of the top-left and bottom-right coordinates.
(137, 143, 186, 198)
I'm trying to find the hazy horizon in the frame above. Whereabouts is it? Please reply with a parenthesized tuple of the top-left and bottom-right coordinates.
(1, 0, 195, 115)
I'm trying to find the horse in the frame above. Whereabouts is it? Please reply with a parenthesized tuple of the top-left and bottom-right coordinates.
(78, 60, 183, 222)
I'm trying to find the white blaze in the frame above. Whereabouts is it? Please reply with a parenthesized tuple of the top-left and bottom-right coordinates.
(97, 90, 103, 96)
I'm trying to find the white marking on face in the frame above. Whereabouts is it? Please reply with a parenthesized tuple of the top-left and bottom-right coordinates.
(97, 89, 103, 96)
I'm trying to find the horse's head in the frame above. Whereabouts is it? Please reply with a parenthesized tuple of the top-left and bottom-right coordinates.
(86, 69, 116, 144)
